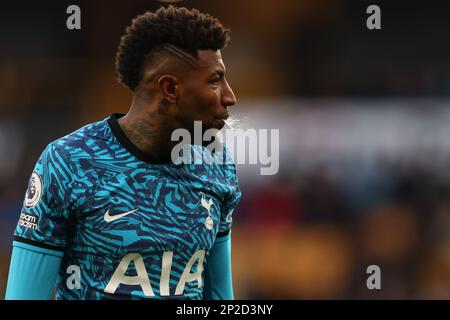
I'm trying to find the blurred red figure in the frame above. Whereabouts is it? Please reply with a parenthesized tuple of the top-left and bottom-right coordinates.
(244, 176, 299, 232)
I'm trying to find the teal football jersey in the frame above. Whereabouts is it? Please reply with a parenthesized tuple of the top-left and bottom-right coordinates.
(14, 113, 241, 299)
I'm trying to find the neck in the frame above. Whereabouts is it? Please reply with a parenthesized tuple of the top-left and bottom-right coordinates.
(118, 100, 175, 162)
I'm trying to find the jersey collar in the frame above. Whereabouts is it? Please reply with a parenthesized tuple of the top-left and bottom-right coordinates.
(107, 113, 175, 165)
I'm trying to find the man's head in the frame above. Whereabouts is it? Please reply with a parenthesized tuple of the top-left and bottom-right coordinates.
(116, 6, 236, 131)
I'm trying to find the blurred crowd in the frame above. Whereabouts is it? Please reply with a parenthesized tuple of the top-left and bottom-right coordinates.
(232, 158, 450, 299)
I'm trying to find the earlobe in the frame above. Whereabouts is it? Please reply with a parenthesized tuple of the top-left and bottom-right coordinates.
(158, 75, 179, 104)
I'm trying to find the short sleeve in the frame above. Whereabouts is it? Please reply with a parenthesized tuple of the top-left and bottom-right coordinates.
(218, 162, 241, 237)
(13, 143, 77, 251)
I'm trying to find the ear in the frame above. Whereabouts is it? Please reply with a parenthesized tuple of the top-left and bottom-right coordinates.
(157, 75, 179, 104)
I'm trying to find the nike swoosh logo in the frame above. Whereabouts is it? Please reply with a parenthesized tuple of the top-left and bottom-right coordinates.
(104, 208, 138, 222)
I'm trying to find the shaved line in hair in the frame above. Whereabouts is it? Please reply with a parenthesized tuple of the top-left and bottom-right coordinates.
(160, 44, 199, 68)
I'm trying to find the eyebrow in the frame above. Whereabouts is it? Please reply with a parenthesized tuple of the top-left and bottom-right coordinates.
(210, 69, 226, 78)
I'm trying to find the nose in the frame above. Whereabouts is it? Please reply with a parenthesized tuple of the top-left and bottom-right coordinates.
(221, 80, 237, 107)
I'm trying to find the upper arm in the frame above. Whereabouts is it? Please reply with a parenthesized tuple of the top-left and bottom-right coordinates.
(14, 142, 77, 252)
(203, 150, 242, 300)
(218, 158, 242, 237)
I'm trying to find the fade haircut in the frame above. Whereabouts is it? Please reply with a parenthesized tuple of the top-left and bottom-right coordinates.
(116, 5, 231, 91)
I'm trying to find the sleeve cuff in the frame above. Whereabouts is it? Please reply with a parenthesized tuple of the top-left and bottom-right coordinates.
(13, 238, 65, 257)
(215, 230, 231, 243)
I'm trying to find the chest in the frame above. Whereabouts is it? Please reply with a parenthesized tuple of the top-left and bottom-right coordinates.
(73, 168, 226, 255)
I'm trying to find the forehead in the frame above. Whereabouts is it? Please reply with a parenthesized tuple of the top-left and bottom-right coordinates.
(195, 50, 225, 71)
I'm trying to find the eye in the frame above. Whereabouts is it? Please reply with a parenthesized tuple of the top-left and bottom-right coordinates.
(209, 71, 225, 87)
(209, 78, 220, 86)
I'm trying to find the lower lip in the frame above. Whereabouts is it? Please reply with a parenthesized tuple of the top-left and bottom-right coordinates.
(217, 119, 226, 127)
(217, 112, 230, 120)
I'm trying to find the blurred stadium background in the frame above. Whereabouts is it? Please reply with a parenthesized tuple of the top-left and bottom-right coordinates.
(2, 0, 450, 299)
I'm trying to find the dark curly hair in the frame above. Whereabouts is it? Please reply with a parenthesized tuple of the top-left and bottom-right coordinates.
(116, 5, 231, 91)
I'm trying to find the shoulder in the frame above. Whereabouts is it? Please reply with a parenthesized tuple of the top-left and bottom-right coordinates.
(38, 117, 114, 178)
(221, 143, 238, 180)
(50, 117, 113, 155)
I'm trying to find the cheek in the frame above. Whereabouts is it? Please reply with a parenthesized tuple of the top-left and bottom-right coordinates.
(199, 91, 220, 112)
(180, 89, 220, 117)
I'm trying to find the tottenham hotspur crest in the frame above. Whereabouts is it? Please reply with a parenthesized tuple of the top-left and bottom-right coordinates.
(25, 171, 43, 208)
(200, 193, 214, 231)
